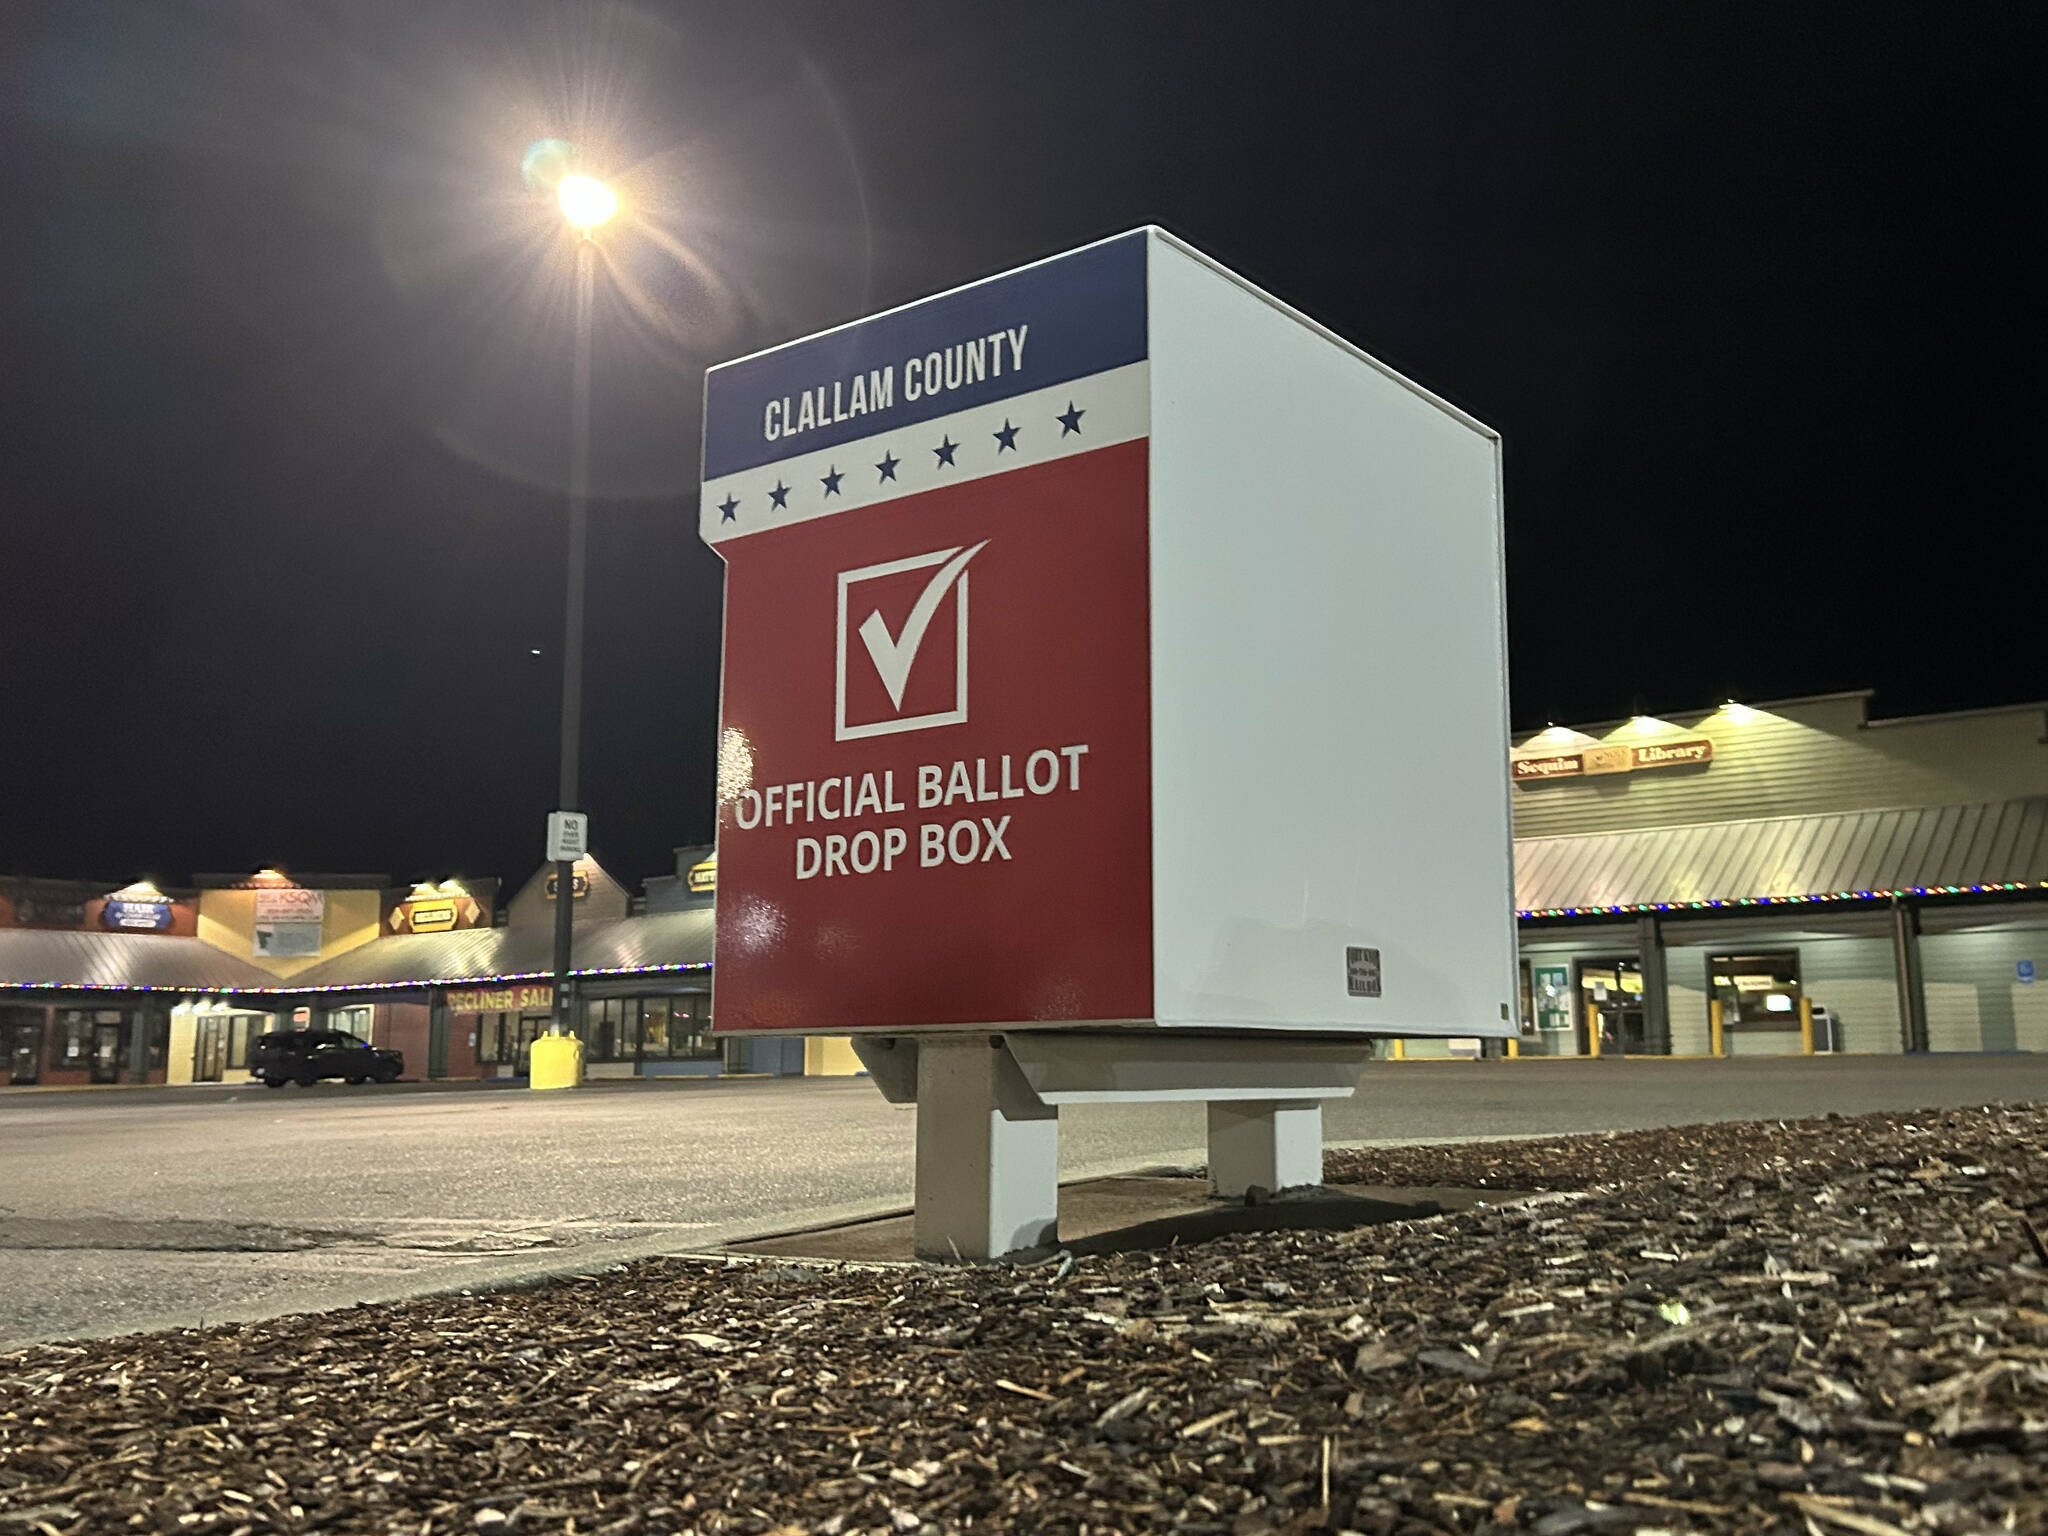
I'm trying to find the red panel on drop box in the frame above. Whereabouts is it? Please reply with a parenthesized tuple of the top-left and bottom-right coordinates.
(712, 442, 1154, 1031)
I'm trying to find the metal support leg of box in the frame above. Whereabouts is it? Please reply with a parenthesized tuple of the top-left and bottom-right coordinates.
(854, 1030, 1373, 1262)
(1206, 1099, 1324, 1197)
(910, 1034, 1060, 1262)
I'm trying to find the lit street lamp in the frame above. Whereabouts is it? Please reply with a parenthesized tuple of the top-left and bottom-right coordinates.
(549, 171, 615, 1042)
(557, 174, 618, 231)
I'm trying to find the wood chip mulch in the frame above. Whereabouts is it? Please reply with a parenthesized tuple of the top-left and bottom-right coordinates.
(1316, 1111, 2019, 1193)
(2, 1105, 2044, 1535)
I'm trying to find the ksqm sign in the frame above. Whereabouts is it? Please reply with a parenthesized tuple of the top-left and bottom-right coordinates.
(253, 888, 325, 923)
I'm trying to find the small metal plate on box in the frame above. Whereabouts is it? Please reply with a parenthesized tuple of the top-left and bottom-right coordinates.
(1345, 946, 1382, 998)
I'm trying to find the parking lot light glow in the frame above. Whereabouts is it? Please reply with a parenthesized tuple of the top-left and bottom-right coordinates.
(557, 174, 617, 230)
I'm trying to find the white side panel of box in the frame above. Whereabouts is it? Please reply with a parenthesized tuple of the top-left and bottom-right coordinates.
(1144, 233, 1517, 1036)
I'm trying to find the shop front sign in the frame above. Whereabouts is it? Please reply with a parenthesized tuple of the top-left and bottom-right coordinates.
(1513, 737, 1714, 784)
(252, 887, 324, 958)
(101, 898, 174, 931)
(402, 898, 458, 933)
(543, 870, 591, 901)
(386, 894, 488, 934)
(446, 984, 553, 1013)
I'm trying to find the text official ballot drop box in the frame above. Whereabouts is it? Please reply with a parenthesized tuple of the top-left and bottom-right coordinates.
(701, 228, 1515, 1258)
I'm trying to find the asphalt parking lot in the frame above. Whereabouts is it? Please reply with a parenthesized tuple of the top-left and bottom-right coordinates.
(2, 1053, 2043, 1348)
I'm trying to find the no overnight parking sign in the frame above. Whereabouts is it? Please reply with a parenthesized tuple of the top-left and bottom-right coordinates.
(702, 233, 1156, 1032)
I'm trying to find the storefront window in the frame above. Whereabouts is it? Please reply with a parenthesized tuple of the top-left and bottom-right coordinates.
(580, 998, 639, 1062)
(642, 998, 672, 1055)
(3, 1005, 44, 1085)
(329, 1005, 373, 1042)
(1710, 952, 1802, 1031)
(52, 1008, 137, 1083)
(54, 1010, 95, 1068)
(477, 1012, 548, 1069)
(226, 1014, 261, 1070)
(640, 995, 715, 1060)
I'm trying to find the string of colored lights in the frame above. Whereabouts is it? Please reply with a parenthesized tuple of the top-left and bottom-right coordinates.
(1518, 881, 2044, 921)
(0, 960, 712, 997)
(7, 889, 2044, 994)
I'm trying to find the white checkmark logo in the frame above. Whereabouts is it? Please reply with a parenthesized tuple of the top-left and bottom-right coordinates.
(856, 540, 988, 708)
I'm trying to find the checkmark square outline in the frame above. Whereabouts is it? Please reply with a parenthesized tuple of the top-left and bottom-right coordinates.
(834, 541, 987, 741)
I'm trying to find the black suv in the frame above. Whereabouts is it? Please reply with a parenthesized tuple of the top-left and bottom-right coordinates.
(251, 1029, 403, 1088)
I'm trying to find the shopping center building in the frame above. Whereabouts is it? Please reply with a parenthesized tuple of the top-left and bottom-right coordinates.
(1493, 691, 2048, 1059)
(3, 690, 2043, 1086)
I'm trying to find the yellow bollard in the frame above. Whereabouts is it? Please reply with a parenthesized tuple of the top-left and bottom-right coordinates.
(1388, 1038, 1406, 1061)
(1506, 1036, 1520, 1059)
(1587, 1013, 1601, 1059)
(529, 1032, 584, 1090)
(1798, 996, 1815, 1056)
(1709, 998, 1724, 1058)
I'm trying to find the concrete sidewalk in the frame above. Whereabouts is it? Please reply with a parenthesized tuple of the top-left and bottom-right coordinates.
(2, 1054, 2042, 1348)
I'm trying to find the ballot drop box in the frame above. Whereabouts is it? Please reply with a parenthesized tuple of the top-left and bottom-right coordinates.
(700, 228, 1515, 1257)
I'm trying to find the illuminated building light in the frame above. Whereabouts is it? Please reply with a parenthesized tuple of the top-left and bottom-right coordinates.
(1523, 723, 1596, 748)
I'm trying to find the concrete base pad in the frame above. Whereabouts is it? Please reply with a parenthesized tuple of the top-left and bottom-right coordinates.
(726, 1174, 1508, 1264)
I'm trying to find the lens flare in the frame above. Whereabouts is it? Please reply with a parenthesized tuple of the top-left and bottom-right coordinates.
(520, 138, 575, 191)
(557, 173, 618, 229)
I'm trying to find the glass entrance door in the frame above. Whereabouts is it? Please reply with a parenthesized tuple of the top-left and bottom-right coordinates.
(3, 1008, 41, 1085)
(90, 1021, 125, 1084)
(427, 1002, 450, 1080)
(513, 1013, 549, 1075)
(192, 1017, 226, 1082)
(1575, 957, 1645, 1056)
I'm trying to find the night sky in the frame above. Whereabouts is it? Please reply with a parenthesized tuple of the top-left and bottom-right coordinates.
(2, 2, 2035, 892)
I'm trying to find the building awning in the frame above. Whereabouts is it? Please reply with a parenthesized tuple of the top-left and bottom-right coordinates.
(0, 930, 281, 993)
(278, 910, 716, 994)
(1516, 797, 2048, 918)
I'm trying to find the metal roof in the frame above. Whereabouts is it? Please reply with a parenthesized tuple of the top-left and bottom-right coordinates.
(279, 910, 716, 994)
(1517, 798, 2048, 918)
(0, 930, 281, 992)
(12, 811, 2042, 991)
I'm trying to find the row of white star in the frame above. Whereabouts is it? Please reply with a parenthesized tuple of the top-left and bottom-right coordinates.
(715, 401, 1088, 523)
(699, 361, 1150, 544)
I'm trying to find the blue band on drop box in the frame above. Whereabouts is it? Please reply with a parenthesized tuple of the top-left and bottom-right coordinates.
(704, 231, 1147, 480)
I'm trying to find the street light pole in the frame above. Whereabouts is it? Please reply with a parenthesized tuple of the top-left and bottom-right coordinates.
(550, 233, 595, 1038)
